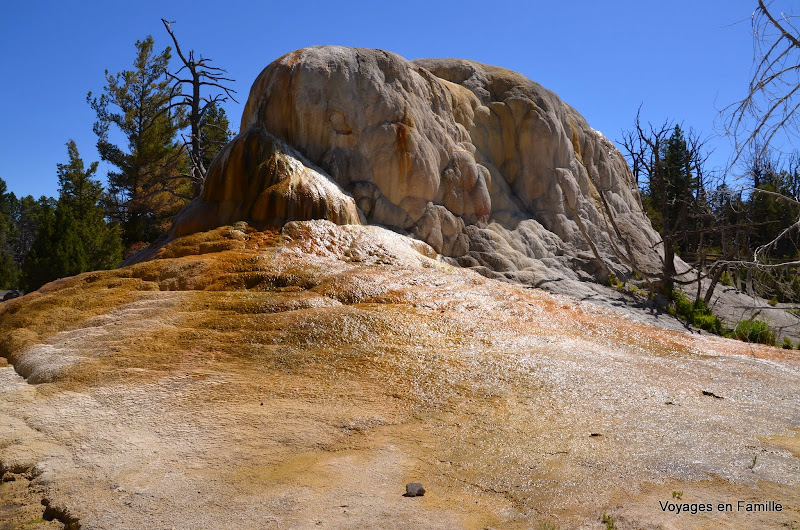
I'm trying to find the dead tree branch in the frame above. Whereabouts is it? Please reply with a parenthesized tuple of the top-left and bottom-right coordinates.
(161, 18, 237, 197)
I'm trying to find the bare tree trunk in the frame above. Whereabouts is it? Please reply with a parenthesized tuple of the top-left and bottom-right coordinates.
(161, 19, 237, 199)
(746, 266, 754, 298)
(191, 69, 202, 197)
(663, 237, 676, 294)
(704, 265, 726, 307)
(696, 233, 704, 303)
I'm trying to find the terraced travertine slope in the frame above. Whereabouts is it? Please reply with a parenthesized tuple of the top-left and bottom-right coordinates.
(1, 221, 799, 529)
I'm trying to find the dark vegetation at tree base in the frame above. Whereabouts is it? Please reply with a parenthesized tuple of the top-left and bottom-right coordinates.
(733, 318, 777, 346)
(665, 290, 780, 347)
(667, 291, 723, 335)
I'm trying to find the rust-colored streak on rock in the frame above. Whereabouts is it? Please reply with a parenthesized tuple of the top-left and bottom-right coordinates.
(395, 122, 410, 181)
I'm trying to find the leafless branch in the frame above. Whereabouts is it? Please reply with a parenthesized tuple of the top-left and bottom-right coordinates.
(161, 18, 237, 197)
(722, 0, 800, 165)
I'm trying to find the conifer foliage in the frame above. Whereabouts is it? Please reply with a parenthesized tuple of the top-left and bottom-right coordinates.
(0, 179, 20, 289)
(22, 141, 122, 291)
(2, 21, 239, 293)
(88, 36, 189, 248)
(622, 116, 707, 294)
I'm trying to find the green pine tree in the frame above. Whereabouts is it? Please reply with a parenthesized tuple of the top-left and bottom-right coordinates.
(628, 121, 706, 295)
(88, 35, 188, 247)
(748, 167, 800, 259)
(57, 140, 123, 271)
(14, 195, 54, 267)
(660, 125, 700, 255)
(21, 199, 57, 291)
(198, 102, 232, 173)
(0, 178, 21, 289)
(641, 126, 697, 292)
(22, 142, 122, 291)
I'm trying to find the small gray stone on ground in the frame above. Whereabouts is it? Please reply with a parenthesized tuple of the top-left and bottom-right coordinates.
(405, 482, 425, 497)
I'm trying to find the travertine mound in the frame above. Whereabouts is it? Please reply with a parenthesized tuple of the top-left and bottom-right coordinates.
(173, 46, 662, 288)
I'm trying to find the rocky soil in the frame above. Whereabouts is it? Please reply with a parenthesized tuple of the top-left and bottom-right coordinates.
(1, 221, 798, 529)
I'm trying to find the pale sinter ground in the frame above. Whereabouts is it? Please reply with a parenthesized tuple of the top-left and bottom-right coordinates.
(0, 221, 798, 529)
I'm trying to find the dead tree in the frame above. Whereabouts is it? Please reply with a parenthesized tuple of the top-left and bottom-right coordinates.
(161, 19, 237, 197)
(620, 111, 710, 295)
(719, 1, 800, 313)
(723, 1, 800, 163)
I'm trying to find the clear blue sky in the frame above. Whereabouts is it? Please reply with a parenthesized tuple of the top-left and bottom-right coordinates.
(0, 0, 772, 199)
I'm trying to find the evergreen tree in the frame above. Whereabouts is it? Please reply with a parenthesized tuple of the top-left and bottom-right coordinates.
(88, 35, 188, 247)
(14, 195, 54, 267)
(0, 178, 20, 289)
(749, 172, 795, 258)
(659, 125, 701, 255)
(710, 180, 748, 259)
(19, 197, 57, 291)
(198, 102, 232, 172)
(623, 118, 708, 294)
(57, 140, 123, 270)
(23, 205, 84, 290)
(22, 142, 122, 291)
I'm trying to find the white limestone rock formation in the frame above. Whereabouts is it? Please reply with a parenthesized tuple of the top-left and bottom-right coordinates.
(174, 46, 663, 289)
